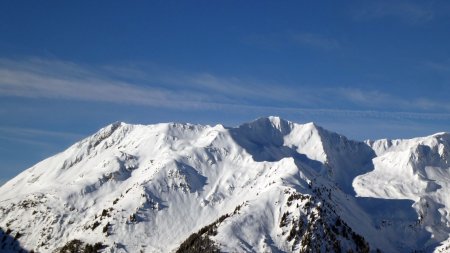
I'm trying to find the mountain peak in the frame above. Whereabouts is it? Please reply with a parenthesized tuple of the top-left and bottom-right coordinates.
(239, 116, 326, 142)
(243, 116, 292, 131)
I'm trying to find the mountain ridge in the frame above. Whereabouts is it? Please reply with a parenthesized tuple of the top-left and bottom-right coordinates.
(1, 116, 449, 252)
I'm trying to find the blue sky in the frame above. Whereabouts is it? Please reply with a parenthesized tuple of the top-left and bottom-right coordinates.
(1, 0, 450, 184)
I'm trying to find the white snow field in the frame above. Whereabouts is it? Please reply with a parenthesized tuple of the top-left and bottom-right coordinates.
(1, 117, 450, 252)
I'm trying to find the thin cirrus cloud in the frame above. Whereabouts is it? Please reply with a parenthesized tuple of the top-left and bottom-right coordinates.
(290, 32, 341, 50)
(335, 88, 450, 112)
(0, 126, 83, 140)
(0, 126, 85, 151)
(353, 1, 435, 24)
(243, 32, 341, 50)
(0, 58, 323, 109)
(231, 105, 450, 122)
(423, 60, 450, 74)
(0, 58, 214, 109)
(1, 58, 450, 121)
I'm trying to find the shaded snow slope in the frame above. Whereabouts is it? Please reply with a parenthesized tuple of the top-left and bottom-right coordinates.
(0, 117, 449, 252)
(355, 133, 450, 251)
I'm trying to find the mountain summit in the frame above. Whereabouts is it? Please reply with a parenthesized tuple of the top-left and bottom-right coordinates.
(1, 117, 449, 252)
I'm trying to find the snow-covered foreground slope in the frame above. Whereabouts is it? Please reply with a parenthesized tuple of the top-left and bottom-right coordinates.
(0, 117, 449, 252)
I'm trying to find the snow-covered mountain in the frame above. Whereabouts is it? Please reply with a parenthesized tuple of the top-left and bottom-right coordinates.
(1, 116, 450, 252)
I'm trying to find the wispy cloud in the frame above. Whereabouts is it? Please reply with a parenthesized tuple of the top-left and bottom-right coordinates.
(243, 32, 341, 50)
(0, 126, 84, 149)
(423, 60, 450, 74)
(353, 1, 435, 24)
(1, 57, 450, 122)
(230, 104, 450, 121)
(336, 87, 450, 112)
(290, 32, 340, 50)
(0, 58, 214, 109)
(0, 58, 326, 109)
(0, 126, 83, 140)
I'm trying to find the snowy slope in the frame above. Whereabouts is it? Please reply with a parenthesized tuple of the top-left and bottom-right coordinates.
(0, 117, 449, 252)
(355, 133, 450, 251)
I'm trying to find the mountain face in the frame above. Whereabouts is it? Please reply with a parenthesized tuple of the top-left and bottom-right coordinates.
(0, 116, 449, 253)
